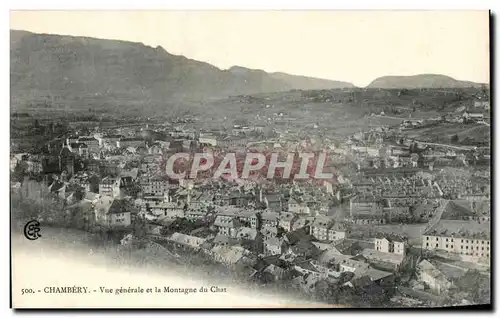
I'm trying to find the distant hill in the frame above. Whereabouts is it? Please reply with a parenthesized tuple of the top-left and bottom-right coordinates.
(367, 74, 487, 89)
(10, 30, 354, 112)
(269, 71, 355, 90)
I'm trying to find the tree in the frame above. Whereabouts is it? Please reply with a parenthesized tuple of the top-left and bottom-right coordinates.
(132, 216, 147, 238)
(455, 270, 491, 304)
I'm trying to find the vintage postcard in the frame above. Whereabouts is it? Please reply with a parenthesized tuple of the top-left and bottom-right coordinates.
(10, 10, 491, 309)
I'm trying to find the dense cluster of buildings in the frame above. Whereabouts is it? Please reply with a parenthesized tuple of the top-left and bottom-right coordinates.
(11, 107, 490, 306)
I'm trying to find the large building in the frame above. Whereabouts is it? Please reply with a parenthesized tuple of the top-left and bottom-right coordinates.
(422, 220, 490, 264)
(375, 234, 406, 256)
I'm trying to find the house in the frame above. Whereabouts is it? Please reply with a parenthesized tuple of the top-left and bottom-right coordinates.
(235, 227, 263, 253)
(293, 261, 322, 280)
(100, 161, 122, 176)
(473, 101, 490, 110)
(102, 134, 123, 147)
(422, 220, 490, 264)
(68, 143, 89, 158)
(365, 268, 394, 286)
(462, 111, 485, 123)
(150, 202, 185, 220)
(278, 212, 299, 232)
(417, 260, 453, 295)
(284, 227, 313, 246)
(349, 196, 384, 217)
(117, 137, 144, 149)
(235, 209, 260, 229)
(352, 215, 387, 225)
(263, 237, 289, 256)
(141, 176, 169, 196)
(94, 196, 136, 227)
(361, 248, 406, 271)
(289, 240, 322, 260)
(113, 176, 139, 198)
(145, 223, 163, 235)
(65, 201, 95, 229)
(311, 215, 335, 241)
(264, 193, 282, 212)
(140, 156, 159, 173)
(185, 209, 207, 221)
(263, 264, 288, 281)
(235, 226, 259, 241)
(77, 137, 100, 153)
(375, 234, 406, 256)
(199, 134, 217, 146)
(211, 234, 237, 248)
(291, 216, 311, 232)
(83, 191, 100, 204)
(261, 211, 279, 228)
(167, 232, 206, 250)
(58, 147, 76, 175)
(328, 222, 349, 241)
(224, 191, 253, 207)
(210, 245, 253, 267)
(288, 197, 311, 214)
(261, 225, 278, 240)
(66, 135, 80, 146)
(213, 215, 240, 238)
(99, 177, 116, 197)
(317, 248, 353, 268)
(339, 259, 370, 276)
(24, 155, 43, 174)
(217, 136, 250, 148)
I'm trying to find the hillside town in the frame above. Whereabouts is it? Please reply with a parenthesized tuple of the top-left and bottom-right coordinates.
(10, 93, 491, 308)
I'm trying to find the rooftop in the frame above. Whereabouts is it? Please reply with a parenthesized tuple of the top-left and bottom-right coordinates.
(424, 220, 491, 240)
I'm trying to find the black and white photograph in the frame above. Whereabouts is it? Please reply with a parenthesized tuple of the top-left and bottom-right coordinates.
(9, 10, 492, 309)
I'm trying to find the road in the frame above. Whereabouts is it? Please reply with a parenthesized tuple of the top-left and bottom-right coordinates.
(415, 141, 477, 151)
(422, 199, 449, 235)
(371, 115, 427, 121)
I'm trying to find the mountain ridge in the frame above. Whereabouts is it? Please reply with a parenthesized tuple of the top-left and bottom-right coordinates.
(10, 29, 488, 114)
(10, 29, 354, 111)
(367, 74, 486, 89)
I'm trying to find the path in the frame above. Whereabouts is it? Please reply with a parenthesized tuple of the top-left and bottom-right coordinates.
(422, 199, 449, 235)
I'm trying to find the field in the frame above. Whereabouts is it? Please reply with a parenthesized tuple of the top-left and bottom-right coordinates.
(10, 87, 490, 148)
(403, 122, 490, 144)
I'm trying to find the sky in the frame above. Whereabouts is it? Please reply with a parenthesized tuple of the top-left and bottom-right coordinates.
(10, 10, 490, 87)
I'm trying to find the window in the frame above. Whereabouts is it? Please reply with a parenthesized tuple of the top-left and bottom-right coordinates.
(461, 245, 463, 249)
(451, 245, 453, 249)
(466, 240, 469, 243)
(436, 237, 438, 241)
(466, 246, 468, 250)
(426, 237, 429, 241)
(461, 239, 464, 243)
(446, 238, 449, 242)
(436, 244, 438, 248)
(426, 243, 429, 247)
(451, 239, 454, 242)
(446, 244, 448, 248)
